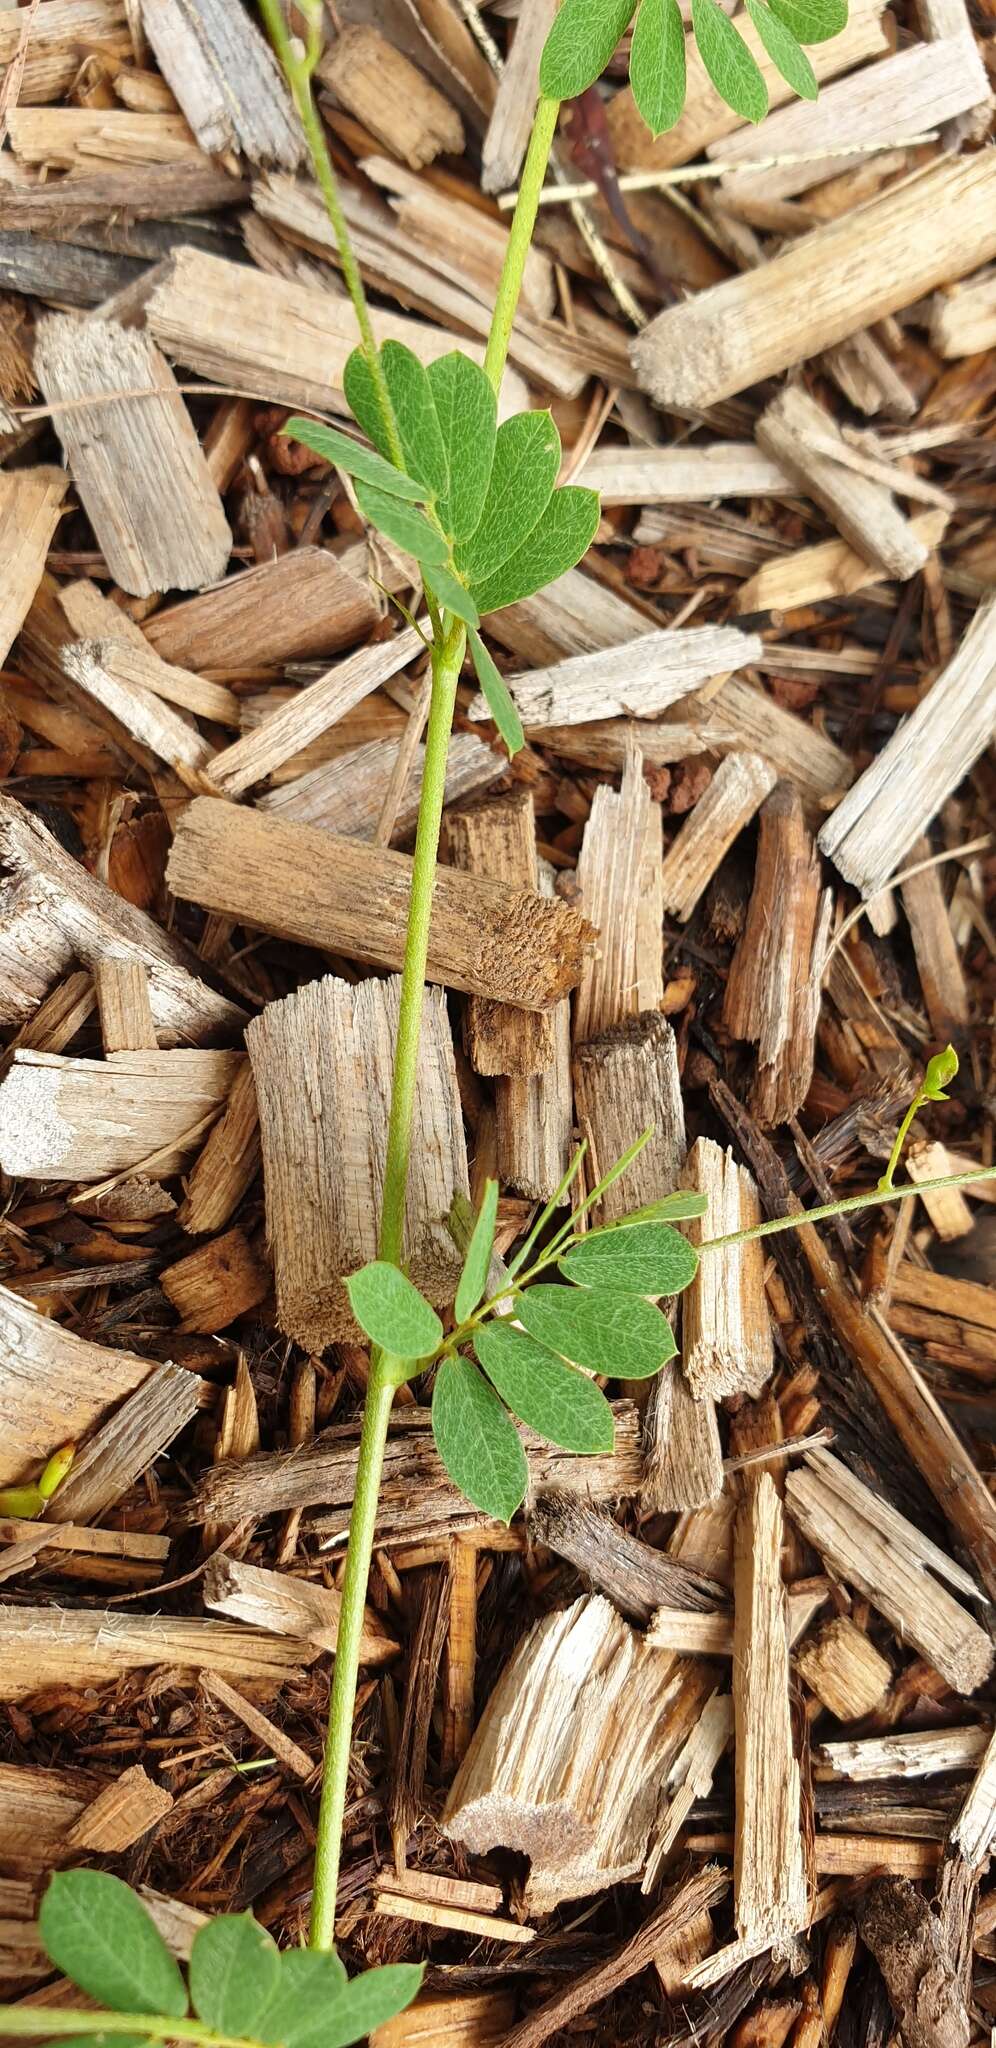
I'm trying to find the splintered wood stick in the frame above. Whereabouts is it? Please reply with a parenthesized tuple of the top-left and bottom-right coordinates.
(200, 1671, 313, 1782)
(906, 1140, 974, 1240)
(87, 638, 239, 727)
(576, 445, 791, 503)
(632, 154, 996, 411)
(0, 1605, 317, 1703)
(444, 792, 555, 1078)
(736, 509, 949, 616)
(0, 1047, 242, 1180)
(643, 1693, 733, 1893)
(33, 315, 231, 598)
(260, 732, 502, 844)
(94, 958, 158, 1055)
(63, 640, 215, 781)
(138, 0, 303, 167)
(680, 1139, 772, 1401)
(46, 1362, 202, 1524)
(481, 0, 556, 192)
(932, 271, 996, 359)
(575, 747, 662, 1041)
(64, 1765, 172, 1854)
(723, 784, 829, 1127)
(757, 385, 929, 582)
(495, 858, 573, 1199)
(661, 752, 777, 921)
(374, 1893, 534, 1944)
(819, 595, 996, 898)
(901, 836, 970, 1038)
(574, 1010, 686, 1221)
(145, 548, 378, 672)
(443, 1539, 478, 1772)
(795, 1616, 891, 1721)
(643, 1362, 724, 1514)
(949, 1726, 996, 1871)
(468, 623, 763, 730)
(248, 974, 468, 1348)
(820, 1726, 991, 1782)
(168, 798, 594, 1008)
(858, 1879, 971, 2048)
(0, 468, 68, 667)
(178, 1062, 261, 1237)
(0, 1283, 159, 1489)
(647, 1587, 826, 1656)
(733, 1476, 808, 1949)
(207, 628, 423, 797)
(530, 1494, 725, 1627)
(160, 1226, 269, 1334)
(0, 1, 131, 103)
(319, 25, 463, 168)
(368, 1990, 516, 2047)
(202, 1553, 398, 1667)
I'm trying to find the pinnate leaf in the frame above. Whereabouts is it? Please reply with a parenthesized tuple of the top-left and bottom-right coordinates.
(767, 0, 847, 37)
(691, 0, 768, 121)
(475, 1322, 615, 1453)
(346, 1261, 443, 1359)
(381, 341, 449, 499)
(258, 1950, 348, 2048)
(744, 0, 817, 94)
(471, 487, 600, 615)
(189, 1914, 280, 2034)
(422, 564, 480, 627)
(540, 0, 638, 98)
(559, 1219, 699, 1295)
(283, 417, 427, 501)
(353, 481, 449, 564)
(457, 411, 561, 585)
(468, 629, 524, 757)
(630, 0, 687, 134)
(432, 1355, 528, 1523)
(39, 1872, 187, 2017)
(426, 352, 497, 542)
(518, 1284, 677, 1378)
(455, 1177, 499, 1323)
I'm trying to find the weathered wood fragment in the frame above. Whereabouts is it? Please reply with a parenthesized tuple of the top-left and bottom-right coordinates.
(0, 1284, 157, 1488)
(724, 784, 829, 1125)
(757, 385, 929, 581)
(202, 1554, 397, 1667)
(65, 1765, 172, 1853)
(661, 752, 777, 921)
(469, 624, 763, 731)
(948, 1726, 996, 1870)
(480, 0, 557, 192)
(737, 510, 949, 616)
(820, 1727, 991, 1781)
(444, 793, 554, 1077)
(680, 1139, 772, 1401)
(208, 629, 422, 797)
(796, 1617, 891, 1721)
(368, 1990, 516, 2047)
(733, 1476, 808, 1947)
(857, 1878, 971, 2048)
(47, 1363, 201, 1524)
(932, 272, 996, 359)
(575, 748, 662, 1041)
(160, 1227, 269, 1333)
(200, 1672, 312, 1782)
(0, 1048, 241, 1180)
(94, 958, 158, 1055)
(139, 0, 302, 167)
(578, 445, 791, 503)
(495, 856, 573, 1200)
(259, 732, 501, 843)
(177, 1063, 260, 1237)
(0, 2, 131, 105)
(86, 638, 238, 727)
(62, 640, 214, 781)
(645, 1363, 724, 1514)
(0, 469, 68, 667)
(0, 1604, 315, 1701)
(320, 25, 462, 167)
(901, 838, 970, 1039)
(530, 1494, 724, 1626)
(145, 549, 379, 671)
(0, 160, 246, 232)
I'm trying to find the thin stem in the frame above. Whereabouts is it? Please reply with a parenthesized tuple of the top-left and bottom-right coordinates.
(483, 93, 560, 393)
(878, 1094, 924, 1192)
(0, 2012, 246, 2048)
(699, 1164, 996, 1253)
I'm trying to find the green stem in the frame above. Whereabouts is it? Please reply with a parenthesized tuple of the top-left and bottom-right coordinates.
(877, 1094, 924, 1193)
(0, 2012, 245, 2048)
(483, 94, 560, 393)
(698, 1164, 996, 1253)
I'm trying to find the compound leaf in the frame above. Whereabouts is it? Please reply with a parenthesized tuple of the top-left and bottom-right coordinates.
(322, 1965, 424, 2048)
(691, 0, 768, 121)
(422, 563, 480, 626)
(39, 1872, 187, 2018)
(455, 1177, 499, 1324)
(559, 1219, 699, 1296)
(744, 0, 817, 93)
(518, 1284, 677, 1379)
(767, 0, 847, 37)
(189, 1915, 280, 2035)
(353, 481, 449, 564)
(630, 0, 687, 133)
(540, 0, 638, 99)
(283, 417, 427, 501)
(468, 629, 524, 757)
(432, 1355, 528, 1523)
(381, 341, 449, 499)
(474, 1322, 615, 1453)
(426, 352, 497, 542)
(345, 1261, 443, 1360)
(258, 1950, 348, 2048)
(471, 487, 600, 615)
(457, 411, 561, 586)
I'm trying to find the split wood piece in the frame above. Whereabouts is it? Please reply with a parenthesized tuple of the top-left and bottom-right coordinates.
(785, 1452, 993, 1694)
(145, 548, 379, 672)
(901, 837, 970, 1039)
(795, 1616, 891, 1721)
(889, 1262, 996, 1336)
(573, 1010, 685, 1223)
(644, 1358, 724, 1515)
(468, 623, 763, 731)
(529, 689, 850, 809)
(443, 1593, 713, 1908)
(138, 0, 302, 167)
(86, 638, 238, 728)
(733, 1474, 808, 1949)
(632, 154, 996, 412)
(373, 1894, 533, 1944)
(64, 1765, 172, 1853)
(0, 164, 246, 235)
(201, 1671, 313, 1782)
(932, 272, 996, 359)
(177, 1063, 260, 1237)
(907, 1140, 974, 1241)
(680, 1139, 771, 1400)
(949, 1726, 996, 1871)
(259, 731, 502, 843)
(711, 35, 990, 205)
(319, 25, 462, 167)
(373, 1871, 503, 1914)
(0, 1604, 317, 1702)
(160, 1226, 269, 1333)
(723, 783, 828, 1126)
(0, 1283, 159, 1489)
(444, 792, 553, 1078)
(819, 595, 996, 899)
(0, 1760, 101, 1873)
(62, 640, 214, 782)
(0, 1, 131, 105)
(203, 1554, 398, 1667)
(661, 752, 777, 922)
(756, 386, 929, 582)
(646, 1586, 826, 1657)
(361, 152, 556, 322)
(248, 974, 468, 1348)
(194, 1403, 643, 1543)
(481, 0, 557, 192)
(207, 628, 422, 797)
(643, 1692, 733, 1893)
(0, 469, 67, 667)
(0, 1519, 168, 1570)
(33, 315, 231, 599)
(530, 1492, 725, 1627)
(94, 959, 157, 1055)
(857, 1877, 971, 2048)
(494, 856, 572, 1200)
(737, 509, 950, 616)
(368, 1991, 516, 2048)
(0, 1048, 242, 1181)
(46, 1362, 201, 1524)
(6, 108, 208, 170)
(820, 1727, 992, 1782)
(574, 747, 662, 1042)
(168, 800, 594, 1009)
(577, 445, 792, 503)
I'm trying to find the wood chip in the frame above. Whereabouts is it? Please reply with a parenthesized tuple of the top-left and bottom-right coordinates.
(0, 468, 68, 667)
(139, 0, 302, 167)
(0, 1047, 242, 1180)
(660, 751, 777, 922)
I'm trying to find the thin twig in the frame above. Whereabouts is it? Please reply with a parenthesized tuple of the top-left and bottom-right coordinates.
(498, 132, 939, 209)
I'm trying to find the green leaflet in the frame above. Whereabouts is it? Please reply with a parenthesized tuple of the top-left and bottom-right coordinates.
(518, 1284, 677, 1379)
(381, 341, 449, 499)
(189, 1916, 280, 2036)
(432, 1355, 528, 1522)
(691, 0, 768, 122)
(474, 1322, 615, 1454)
(540, 0, 638, 99)
(471, 487, 600, 615)
(319, 1966, 425, 2048)
(422, 564, 480, 626)
(345, 1261, 443, 1359)
(426, 352, 497, 542)
(924, 1042, 959, 1100)
(559, 1219, 699, 1296)
(354, 480, 449, 564)
(257, 1951, 349, 2048)
(468, 629, 524, 757)
(767, 0, 847, 36)
(745, 0, 817, 94)
(630, 0, 687, 135)
(343, 348, 392, 462)
(38, 1872, 188, 2019)
(457, 411, 561, 585)
(283, 417, 427, 501)
(607, 1190, 709, 1226)
(455, 1177, 499, 1323)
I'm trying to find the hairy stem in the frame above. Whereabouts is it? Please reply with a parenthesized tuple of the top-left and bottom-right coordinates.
(0, 2012, 246, 2048)
(699, 1164, 996, 1253)
(483, 94, 560, 393)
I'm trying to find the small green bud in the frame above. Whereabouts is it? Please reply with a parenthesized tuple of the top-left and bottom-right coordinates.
(923, 1043, 959, 1102)
(38, 1442, 75, 1500)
